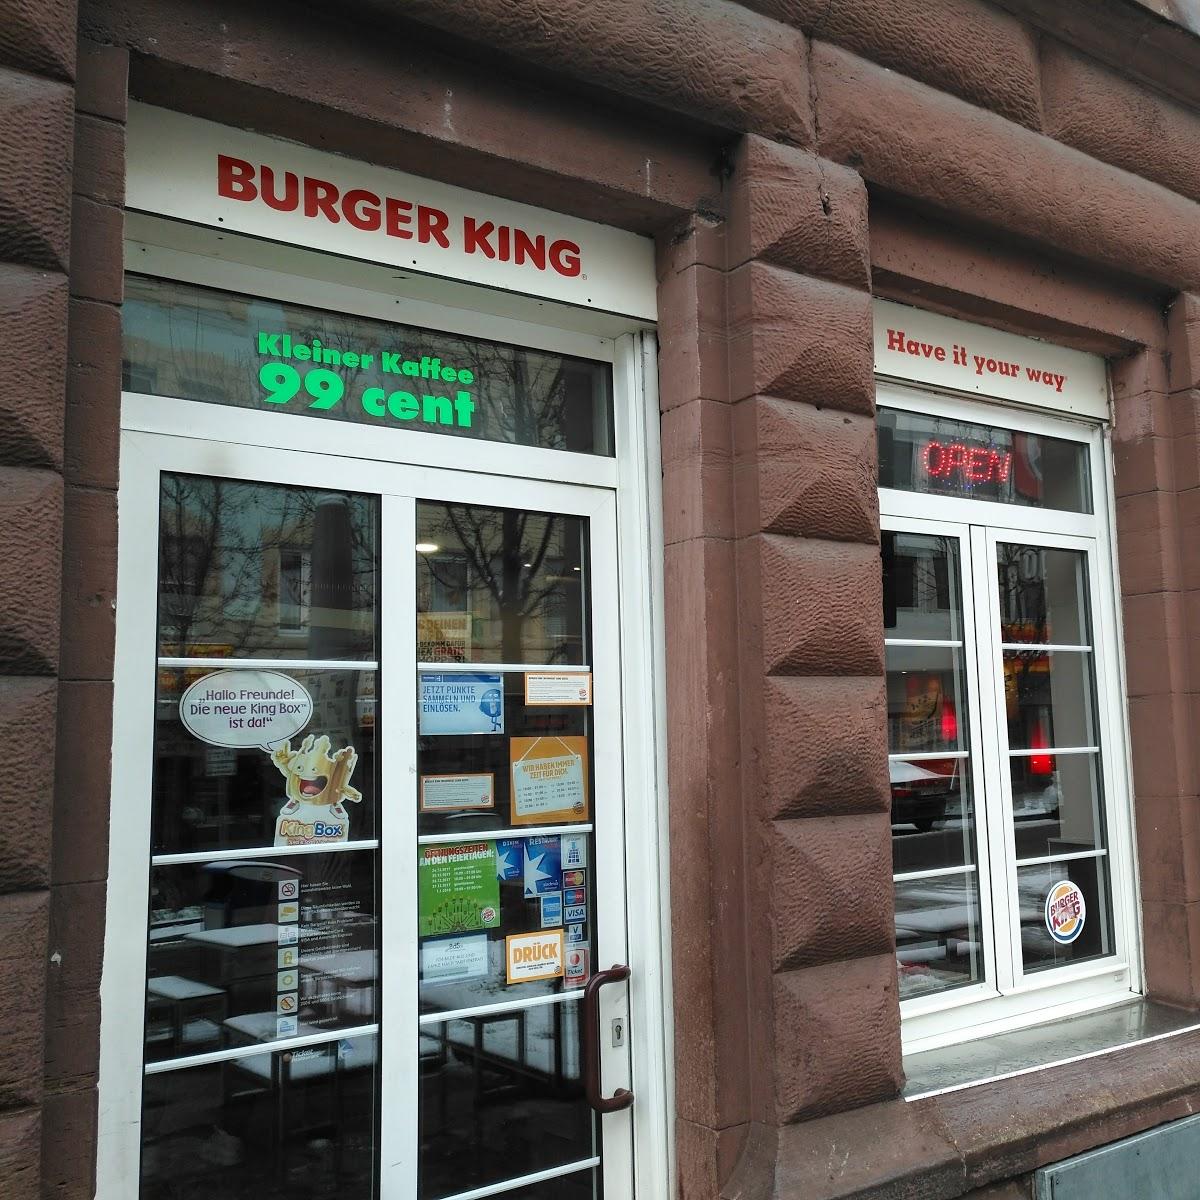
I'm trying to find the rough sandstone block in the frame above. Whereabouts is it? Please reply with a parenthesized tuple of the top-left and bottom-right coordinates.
(812, 42, 1200, 292)
(76, 38, 128, 123)
(0, 1107, 40, 1200)
(65, 297, 121, 490)
(727, 262, 874, 413)
(58, 486, 117, 682)
(0, 467, 62, 674)
(768, 812, 895, 971)
(1167, 293, 1200, 395)
(0, 66, 73, 271)
(0, 677, 55, 893)
(661, 400, 734, 546)
(40, 1087, 97, 1199)
(0, 0, 76, 80)
(0, 890, 49, 1111)
(68, 194, 123, 304)
(741, 534, 884, 677)
(1142, 899, 1200, 1006)
(44, 880, 106, 1092)
(1043, 40, 1200, 208)
(727, 136, 870, 289)
(732, 396, 878, 543)
(384, 0, 813, 145)
(657, 263, 728, 412)
(52, 680, 112, 886)
(0, 264, 67, 470)
(742, 0, 1042, 128)
(769, 1098, 964, 1198)
(772, 953, 903, 1121)
(72, 112, 125, 207)
(758, 675, 890, 820)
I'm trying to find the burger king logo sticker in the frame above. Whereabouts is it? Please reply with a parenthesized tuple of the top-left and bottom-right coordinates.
(1045, 880, 1086, 945)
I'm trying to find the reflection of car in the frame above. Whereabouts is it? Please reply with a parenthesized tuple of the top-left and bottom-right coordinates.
(890, 758, 959, 832)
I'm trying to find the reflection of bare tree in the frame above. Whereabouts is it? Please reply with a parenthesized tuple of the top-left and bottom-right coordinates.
(159, 474, 377, 659)
(421, 505, 581, 664)
(124, 275, 607, 454)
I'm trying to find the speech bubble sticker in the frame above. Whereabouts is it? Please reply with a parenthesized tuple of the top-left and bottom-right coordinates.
(179, 669, 314, 752)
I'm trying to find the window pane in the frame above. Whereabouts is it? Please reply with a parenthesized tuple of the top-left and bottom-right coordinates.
(125, 275, 614, 455)
(891, 759, 974, 870)
(877, 408, 1091, 512)
(997, 544, 1090, 645)
(416, 671, 591, 839)
(417, 829, 594, 1015)
(146, 852, 377, 1063)
(882, 532, 961, 642)
(1003, 649, 1097, 750)
(141, 1036, 377, 1199)
(1017, 857, 1113, 973)
(1011, 752, 1104, 860)
(154, 666, 377, 854)
(416, 502, 587, 665)
(419, 1001, 595, 1199)
(158, 474, 378, 660)
(886, 646, 970, 755)
(894, 874, 983, 999)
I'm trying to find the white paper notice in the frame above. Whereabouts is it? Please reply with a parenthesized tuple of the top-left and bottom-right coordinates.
(421, 934, 489, 982)
(419, 773, 495, 812)
(524, 672, 593, 706)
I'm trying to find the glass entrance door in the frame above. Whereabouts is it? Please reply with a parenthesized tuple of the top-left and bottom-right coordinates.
(127, 437, 634, 1200)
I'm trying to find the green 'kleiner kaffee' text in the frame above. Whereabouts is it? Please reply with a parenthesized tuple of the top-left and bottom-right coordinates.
(254, 330, 476, 428)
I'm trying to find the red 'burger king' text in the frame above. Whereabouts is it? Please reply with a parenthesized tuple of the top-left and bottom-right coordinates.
(217, 154, 583, 278)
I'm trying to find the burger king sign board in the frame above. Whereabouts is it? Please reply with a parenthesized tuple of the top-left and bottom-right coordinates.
(1045, 880, 1086, 945)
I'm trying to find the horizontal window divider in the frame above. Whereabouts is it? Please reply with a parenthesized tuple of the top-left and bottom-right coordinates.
(420, 988, 585, 1027)
(1009, 746, 1098, 758)
(1014, 848, 1107, 868)
(157, 656, 378, 671)
(889, 750, 969, 761)
(437, 1156, 600, 1200)
(893, 864, 978, 883)
(884, 639, 964, 648)
(417, 661, 591, 673)
(143, 1022, 379, 1075)
(152, 839, 380, 866)
(418, 823, 593, 845)
(1000, 643, 1091, 653)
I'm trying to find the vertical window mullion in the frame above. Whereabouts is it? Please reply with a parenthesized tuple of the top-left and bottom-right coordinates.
(970, 524, 1021, 993)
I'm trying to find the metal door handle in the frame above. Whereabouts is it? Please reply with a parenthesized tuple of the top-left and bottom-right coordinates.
(582, 963, 634, 1113)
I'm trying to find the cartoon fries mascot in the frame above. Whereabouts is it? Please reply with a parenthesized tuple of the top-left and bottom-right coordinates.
(271, 733, 362, 846)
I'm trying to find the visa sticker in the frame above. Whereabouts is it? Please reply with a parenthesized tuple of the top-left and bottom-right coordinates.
(564, 904, 586, 922)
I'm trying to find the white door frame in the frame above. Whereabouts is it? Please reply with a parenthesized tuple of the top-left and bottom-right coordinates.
(97, 234, 673, 1197)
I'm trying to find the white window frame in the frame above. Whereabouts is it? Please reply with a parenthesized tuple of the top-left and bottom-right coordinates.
(879, 382, 1141, 1053)
(97, 224, 675, 1199)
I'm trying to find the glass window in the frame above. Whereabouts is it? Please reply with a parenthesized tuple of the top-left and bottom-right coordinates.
(124, 275, 614, 455)
(877, 408, 1091, 513)
(884, 532, 984, 1001)
(882, 513, 1122, 1017)
(143, 475, 382, 1196)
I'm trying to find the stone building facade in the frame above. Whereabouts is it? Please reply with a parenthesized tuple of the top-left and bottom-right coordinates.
(6, 0, 1200, 1197)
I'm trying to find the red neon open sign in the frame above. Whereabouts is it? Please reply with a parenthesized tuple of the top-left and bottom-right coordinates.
(922, 440, 1012, 485)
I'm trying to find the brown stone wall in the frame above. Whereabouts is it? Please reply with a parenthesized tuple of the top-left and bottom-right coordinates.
(0, 2, 76, 1195)
(21, 0, 1200, 1198)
